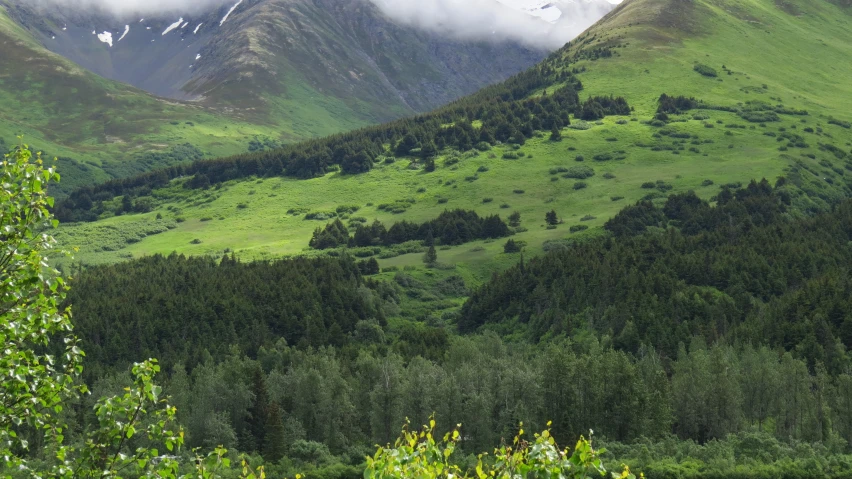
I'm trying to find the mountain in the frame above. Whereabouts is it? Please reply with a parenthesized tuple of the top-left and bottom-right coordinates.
(3, 0, 552, 115)
(53, 0, 851, 270)
(0, 0, 613, 196)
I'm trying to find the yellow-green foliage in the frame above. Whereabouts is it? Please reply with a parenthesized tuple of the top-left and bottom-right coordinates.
(366, 419, 634, 479)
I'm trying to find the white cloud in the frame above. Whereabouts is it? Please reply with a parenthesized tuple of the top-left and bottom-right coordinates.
(27, 0, 620, 49)
(367, 0, 619, 50)
(29, 0, 230, 16)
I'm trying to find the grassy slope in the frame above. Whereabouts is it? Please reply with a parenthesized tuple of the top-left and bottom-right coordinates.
(0, 4, 376, 195)
(57, 0, 852, 289)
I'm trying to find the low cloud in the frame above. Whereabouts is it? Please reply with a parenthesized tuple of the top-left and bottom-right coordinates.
(23, 0, 618, 48)
(26, 0, 231, 16)
(367, 0, 619, 50)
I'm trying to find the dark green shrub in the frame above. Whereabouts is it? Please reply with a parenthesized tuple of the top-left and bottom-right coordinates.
(503, 239, 522, 253)
(561, 165, 595, 179)
(693, 63, 718, 77)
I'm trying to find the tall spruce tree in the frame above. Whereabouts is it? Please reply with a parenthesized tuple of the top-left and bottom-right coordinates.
(546, 210, 559, 226)
(263, 402, 287, 463)
(550, 125, 562, 141)
(247, 367, 269, 453)
(424, 244, 438, 266)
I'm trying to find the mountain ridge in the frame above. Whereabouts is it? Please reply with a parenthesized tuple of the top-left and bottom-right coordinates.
(3, 0, 556, 114)
(0, 0, 594, 196)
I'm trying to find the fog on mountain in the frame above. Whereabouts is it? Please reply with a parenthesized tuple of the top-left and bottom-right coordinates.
(28, 0, 616, 49)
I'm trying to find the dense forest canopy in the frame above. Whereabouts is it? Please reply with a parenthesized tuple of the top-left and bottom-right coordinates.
(64, 180, 852, 464)
(66, 254, 397, 379)
(462, 181, 852, 371)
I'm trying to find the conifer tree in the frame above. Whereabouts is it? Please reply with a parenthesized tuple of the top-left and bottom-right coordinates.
(550, 125, 562, 141)
(504, 239, 521, 253)
(424, 156, 436, 172)
(421, 140, 438, 160)
(247, 367, 269, 453)
(509, 211, 522, 228)
(424, 244, 438, 266)
(546, 210, 559, 226)
(263, 402, 287, 463)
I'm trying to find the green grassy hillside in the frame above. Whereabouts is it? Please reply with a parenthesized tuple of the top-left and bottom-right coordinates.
(56, 0, 852, 286)
(0, 0, 551, 199)
(0, 5, 308, 198)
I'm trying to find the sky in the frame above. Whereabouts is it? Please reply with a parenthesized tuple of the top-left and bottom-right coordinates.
(30, 0, 622, 49)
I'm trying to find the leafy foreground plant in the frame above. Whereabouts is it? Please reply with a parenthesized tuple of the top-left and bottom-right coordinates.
(366, 419, 634, 479)
(0, 144, 265, 479)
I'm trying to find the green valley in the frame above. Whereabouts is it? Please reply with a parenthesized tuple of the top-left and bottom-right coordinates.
(5, 0, 852, 478)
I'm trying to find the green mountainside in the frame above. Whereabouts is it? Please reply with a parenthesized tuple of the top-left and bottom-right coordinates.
(0, 0, 547, 198)
(0, 5, 280, 197)
(55, 0, 852, 276)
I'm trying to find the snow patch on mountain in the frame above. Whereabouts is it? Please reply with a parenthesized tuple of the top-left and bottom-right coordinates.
(118, 25, 130, 41)
(193, 23, 203, 34)
(162, 17, 183, 35)
(96, 31, 112, 47)
(220, 0, 242, 26)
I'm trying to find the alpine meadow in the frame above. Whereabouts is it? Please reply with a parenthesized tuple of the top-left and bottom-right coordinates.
(3, 0, 852, 478)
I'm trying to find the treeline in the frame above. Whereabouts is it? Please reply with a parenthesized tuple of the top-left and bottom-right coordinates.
(87, 334, 852, 468)
(657, 93, 702, 114)
(55, 49, 631, 223)
(460, 180, 852, 374)
(65, 254, 398, 380)
(576, 95, 632, 120)
(310, 209, 511, 250)
(52, 60, 576, 222)
(655, 93, 810, 123)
